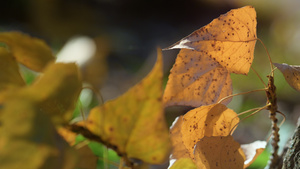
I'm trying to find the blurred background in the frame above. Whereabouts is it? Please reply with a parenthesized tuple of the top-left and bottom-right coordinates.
(1, 0, 300, 168)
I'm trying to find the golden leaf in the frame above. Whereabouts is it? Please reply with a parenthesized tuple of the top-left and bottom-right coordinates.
(86, 48, 171, 164)
(166, 6, 257, 75)
(163, 49, 232, 107)
(194, 135, 245, 169)
(0, 31, 55, 72)
(164, 6, 256, 107)
(170, 103, 239, 160)
(273, 63, 300, 91)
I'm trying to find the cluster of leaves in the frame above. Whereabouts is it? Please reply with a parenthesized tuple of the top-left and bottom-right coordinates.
(1, 5, 300, 169)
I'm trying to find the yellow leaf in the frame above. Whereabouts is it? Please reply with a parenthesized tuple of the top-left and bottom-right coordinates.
(57, 127, 77, 146)
(163, 49, 232, 107)
(273, 63, 300, 91)
(241, 140, 266, 168)
(0, 96, 77, 169)
(0, 31, 55, 72)
(194, 135, 245, 169)
(86, 48, 171, 164)
(170, 103, 239, 160)
(163, 6, 256, 107)
(28, 63, 82, 125)
(169, 158, 197, 169)
(0, 47, 25, 93)
(166, 6, 257, 75)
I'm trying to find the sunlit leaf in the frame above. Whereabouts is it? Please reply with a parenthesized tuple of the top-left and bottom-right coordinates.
(0, 48, 25, 93)
(273, 63, 300, 91)
(0, 31, 55, 72)
(28, 63, 82, 125)
(163, 49, 232, 107)
(164, 6, 256, 107)
(194, 135, 245, 169)
(0, 96, 77, 169)
(86, 48, 171, 164)
(170, 103, 239, 160)
(241, 140, 266, 168)
(169, 158, 197, 169)
(165, 6, 257, 75)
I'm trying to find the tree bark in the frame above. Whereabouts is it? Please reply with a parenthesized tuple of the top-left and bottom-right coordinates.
(280, 117, 300, 169)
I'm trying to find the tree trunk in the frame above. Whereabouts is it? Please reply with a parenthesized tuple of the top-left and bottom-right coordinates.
(280, 117, 300, 169)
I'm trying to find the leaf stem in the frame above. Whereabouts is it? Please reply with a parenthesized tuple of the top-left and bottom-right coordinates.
(256, 38, 274, 76)
(218, 88, 267, 104)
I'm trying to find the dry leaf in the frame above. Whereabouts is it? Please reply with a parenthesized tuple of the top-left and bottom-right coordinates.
(194, 135, 245, 169)
(163, 49, 232, 107)
(0, 48, 25, 93)
(170, 103, 239, 160)
(273, 63, 300, 91)
(0, 32, 55, 72)
(241, 140, 266, 168)
(86, 48, 171, 164)
(166, 6, 256, 75)
(164, 6, 256, 107)
(169, 158, 197, 169)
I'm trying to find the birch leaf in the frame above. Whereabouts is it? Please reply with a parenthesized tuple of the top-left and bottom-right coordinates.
(194, 135, 245, 169)
(164, 6, 256, 107)
(0, 31, 55, 72)
(166, 6, 257, 75)
(273, 63, 300, 91)
(164, 49, 232, 107)
(86, 49, 171, 164)
(170, 103, 239, 160)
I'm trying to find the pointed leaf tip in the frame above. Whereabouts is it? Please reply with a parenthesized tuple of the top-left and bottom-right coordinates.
(165, 6, 256, 75)
(86, 49, 171, 165)
(274, 63, 300, 91)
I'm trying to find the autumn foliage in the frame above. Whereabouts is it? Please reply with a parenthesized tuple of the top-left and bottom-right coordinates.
(0, 5, 299, 169)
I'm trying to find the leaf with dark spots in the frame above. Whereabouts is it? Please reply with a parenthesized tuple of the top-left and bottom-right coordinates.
(85, 48, 171, 165)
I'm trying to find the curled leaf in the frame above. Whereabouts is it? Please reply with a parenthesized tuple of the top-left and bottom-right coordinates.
(0, 31, 55, 72)
(86, 48, 171, 164)
(241, 140, 266, 168)
(194, 135, 245, 169)
(170, 103, 239, 160)
(273, 63, 300, 91)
